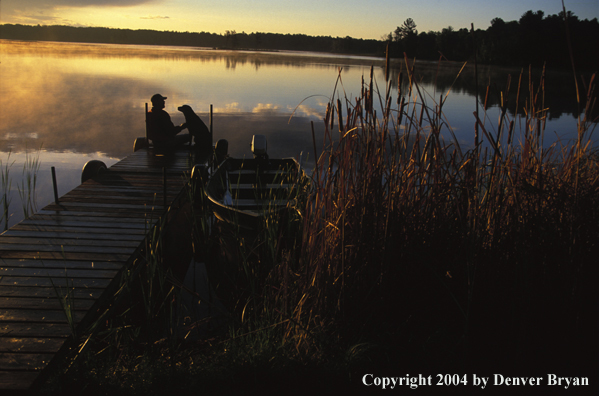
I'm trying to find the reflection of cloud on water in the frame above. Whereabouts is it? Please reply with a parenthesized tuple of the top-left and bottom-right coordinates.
(11, 39, 576, 167)
(288, 104, 324, 119)
(217, 102, 326, 119)
(4, 133, 39, 140)
(1, 64, 149, 157)
(0, 54, 324, 161)
(218, 102, 243, 113)
(209, 113, 324, 168)
(252, 103, 280, 114)
(1, 40, 366, 161)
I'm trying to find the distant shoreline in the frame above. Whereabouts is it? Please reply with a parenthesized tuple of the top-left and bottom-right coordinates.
(0, 24, 386, 58)
(1, 39, 391, 70)
(2, 17, 597, 71)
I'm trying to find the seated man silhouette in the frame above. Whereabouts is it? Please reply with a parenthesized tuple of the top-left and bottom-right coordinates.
(146, 94, 191, 150)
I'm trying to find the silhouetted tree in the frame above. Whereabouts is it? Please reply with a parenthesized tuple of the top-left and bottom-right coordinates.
(415, 31, 438, 59)
(224, 30, 237, 48)
(393, 18, 418, 41)
(390, 18, 418, 56)
(380, 11, 598, 69)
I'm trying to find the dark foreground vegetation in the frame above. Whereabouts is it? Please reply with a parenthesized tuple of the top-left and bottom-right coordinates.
(1, 8, 598, 69)
(36, 53, 598, 394)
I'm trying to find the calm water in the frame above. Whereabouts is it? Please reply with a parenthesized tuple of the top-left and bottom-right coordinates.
(0, 39, 594, 228)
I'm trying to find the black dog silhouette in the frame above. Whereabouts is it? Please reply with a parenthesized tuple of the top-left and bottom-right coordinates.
(178, 105, 211, 148)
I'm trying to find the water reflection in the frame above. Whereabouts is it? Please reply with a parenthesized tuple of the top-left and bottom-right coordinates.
(385, 60, 589, 121)
(0, 149, 118, 229)
(0, 39, 594, 227)
(2, 40, 591, 157)
(0, 40, 360, 158)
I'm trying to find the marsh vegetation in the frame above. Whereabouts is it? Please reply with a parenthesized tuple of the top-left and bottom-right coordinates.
(37, 56, 598, 394)
(1, 147, 42, 230)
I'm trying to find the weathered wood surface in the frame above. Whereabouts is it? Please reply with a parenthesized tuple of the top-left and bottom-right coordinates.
(0, 147, 196, 392)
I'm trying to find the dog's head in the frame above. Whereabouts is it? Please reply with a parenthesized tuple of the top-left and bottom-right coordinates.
(177, 105, 194, 114)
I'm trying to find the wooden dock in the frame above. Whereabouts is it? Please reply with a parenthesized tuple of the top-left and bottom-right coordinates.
(0, 147, 199, 392)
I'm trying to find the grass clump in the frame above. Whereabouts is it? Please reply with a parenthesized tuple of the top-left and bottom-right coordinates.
(0, 151, 14, 231)
(17, 146, 41, 219)
(1, 146, 43, 230)
(287, 64, 597, 375)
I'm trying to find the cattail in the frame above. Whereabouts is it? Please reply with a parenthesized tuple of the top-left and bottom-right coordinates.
(337, 98, 344, 134)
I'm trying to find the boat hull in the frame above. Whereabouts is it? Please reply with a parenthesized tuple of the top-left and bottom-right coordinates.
(205, 157, 304, 231)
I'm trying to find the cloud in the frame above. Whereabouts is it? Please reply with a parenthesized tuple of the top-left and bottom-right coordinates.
(5, 0, 155, 8)
(140, 15, 170, 20)
(2, 0, 158, 25)
(7, 11, 63, 25)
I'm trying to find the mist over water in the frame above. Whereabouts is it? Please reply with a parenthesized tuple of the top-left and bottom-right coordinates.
(0, 39, 593, 227)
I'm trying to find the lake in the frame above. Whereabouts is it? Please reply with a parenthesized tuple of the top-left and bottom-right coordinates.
(0, 39, 595, 228)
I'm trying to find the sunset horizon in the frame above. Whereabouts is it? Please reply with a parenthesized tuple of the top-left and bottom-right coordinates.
(1, 0, 597, 41)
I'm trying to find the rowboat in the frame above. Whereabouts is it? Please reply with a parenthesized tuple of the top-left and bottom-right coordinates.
(204, 135, 306, 231)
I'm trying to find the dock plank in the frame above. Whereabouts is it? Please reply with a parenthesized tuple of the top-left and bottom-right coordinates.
(0, 243, 136, 254)
(8, 224, 149, 236)
(0, 322, 74, 338)
(0, 260, 123, 270)
(0, 237, 141, 248)
(25, 213, 154, 224)
(38, 202, 167, 211)
(0, 286, 105, 300)
(0, 338, 66, 354)
(0, 267, 120, 278)
(0, 277, 113, 288)
(0, 353, 54, 371)
(15, 219, 154, 230)
(0, 309, 87, 324)
(1, 230, 145, 241)
(0, 251, 131, 261)
(0, 297, 95, 310)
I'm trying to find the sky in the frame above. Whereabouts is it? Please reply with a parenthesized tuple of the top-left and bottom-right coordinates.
(1, 0, 598, 40)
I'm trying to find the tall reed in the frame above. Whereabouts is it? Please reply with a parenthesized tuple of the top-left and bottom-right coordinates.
(39, 62, 597, 392)
(0, 151, 14, 231)
(277, 62, 598, 371)
(173, 62, 597, 375)
(1, 147, 42, 229)
(17, 146, 41, 219)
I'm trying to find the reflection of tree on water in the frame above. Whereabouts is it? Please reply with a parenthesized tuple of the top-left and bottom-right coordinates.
(199, 113, 322, 169)
(1, 40, 593, 160)
(1, 39, 384, 71)
(0, 77, 321, 160)
(386, 60, 596, 120)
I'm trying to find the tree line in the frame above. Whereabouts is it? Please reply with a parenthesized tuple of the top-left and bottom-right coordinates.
(1, 10, 597, 70)
(0, 24, 383, 56)
(385, 10, 598, 70)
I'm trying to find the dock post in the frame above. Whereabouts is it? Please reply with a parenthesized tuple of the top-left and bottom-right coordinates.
(163, 167, 167, 209)
(210, 104, 214, 172)
(51, 166, 59, 204)
(209, 104, 213, 145)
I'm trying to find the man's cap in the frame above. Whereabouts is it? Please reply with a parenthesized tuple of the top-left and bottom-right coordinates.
(151, 94, 167, 103)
